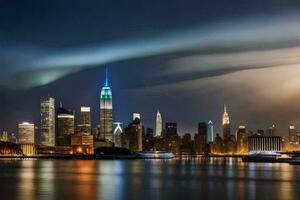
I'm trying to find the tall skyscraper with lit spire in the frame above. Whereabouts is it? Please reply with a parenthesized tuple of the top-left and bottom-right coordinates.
(155, 109, 162, 137)
(222, 104, 230, 139)
(98, 68, 113, 142)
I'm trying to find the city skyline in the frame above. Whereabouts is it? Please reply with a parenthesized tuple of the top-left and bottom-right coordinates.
(0, 80, 296, 137)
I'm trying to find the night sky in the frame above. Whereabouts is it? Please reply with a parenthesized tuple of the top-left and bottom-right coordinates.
(1, 0, 300, 135)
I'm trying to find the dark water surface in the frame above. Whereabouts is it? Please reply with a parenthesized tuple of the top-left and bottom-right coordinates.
(0, 158, 299, 200)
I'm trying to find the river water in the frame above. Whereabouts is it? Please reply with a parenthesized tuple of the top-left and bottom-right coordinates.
(0, 157, 299, 200)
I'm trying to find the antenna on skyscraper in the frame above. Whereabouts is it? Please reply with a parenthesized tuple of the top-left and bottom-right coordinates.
(105, 67, 109, 87)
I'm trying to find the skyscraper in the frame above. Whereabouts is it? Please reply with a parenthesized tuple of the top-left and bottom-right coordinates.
(18, 122, 35, 144)
(56, 104, 74, 146)
(78, 106, 91, 134)
(194, 122, 207, 154)
(222, 104, 231, 139)
(165, 122, 177, 137)
(99, 68, 113, 142)
(155, 109, 162, 137)
(40, 97, 55, 146)
(125, 118, 143, 152)
(236, 125, 247, 153)
(207, 120, 214, 142)
(289, 125, 298, 145)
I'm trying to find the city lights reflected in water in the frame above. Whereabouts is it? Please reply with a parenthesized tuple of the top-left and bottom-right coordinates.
(0, 158, 300, 200)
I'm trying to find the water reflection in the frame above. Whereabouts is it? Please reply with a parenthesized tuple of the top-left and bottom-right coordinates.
(0, 158, 299, 200)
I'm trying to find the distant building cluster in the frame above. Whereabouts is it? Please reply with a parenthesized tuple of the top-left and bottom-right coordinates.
(0, 68, 298, 156)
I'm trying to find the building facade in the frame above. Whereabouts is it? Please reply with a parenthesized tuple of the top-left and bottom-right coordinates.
(18, 122, 35, 144)
(125, 118, 143, 152)
(248, 135, 282, 152)
(236, 125, 248, 154)
(99, 68, 113, 142)
(56, 106, 74, 146)
(77, 106, 91, 134)
(40, 97, 55, 146)
(165, 122, 177, 137)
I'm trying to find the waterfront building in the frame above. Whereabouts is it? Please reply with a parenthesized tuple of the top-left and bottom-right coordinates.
(207, 120, 214, 143)
(98, 68, 113, 142)
(248, 134, 282, 152)
(193, 122, 208, 154)
(19, 144, 36, 155)
(0, 141, 21, 154)
(155, 109, 162, 137)
(133, 112, 141, 121)
(289, 125, 297, 145)
(153, 136, 181, 154)
(0, 131, 9, 142)
(125, 118, 144, 152)
(77, 106, 91, 134)
(18, 122, 35, 144)
(222, 104, 231, 139)
(113, 122, 123, 147)
(165, 122, 177, 137)
(212, 134, 224, 154)
(56, 105, 74, 146)
(70, 134, 94, 154)
(40, 97, 55, 146)
(182, 133, 192, 147)
(236, 125, 248, 154)
(224, 135, 237, 154)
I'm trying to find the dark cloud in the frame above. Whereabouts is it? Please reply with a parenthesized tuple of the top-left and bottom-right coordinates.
(1, 1, 300, 135)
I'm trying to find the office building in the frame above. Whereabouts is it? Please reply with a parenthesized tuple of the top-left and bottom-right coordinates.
(165, 122, 177, 137)
(236, 125, 247, 154)
(125, 118, 144, 152)
(77, 106, 91, 134)
(194, 122, 208, 154)
(70, 134, 94, 154)
(56, 105, 74, 146)
(18, 122, 35, 144)
(40, 97, 55, 146)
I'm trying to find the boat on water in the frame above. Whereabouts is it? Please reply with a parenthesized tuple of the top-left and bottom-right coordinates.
(289, 155, 300, 165)
(134, 151, 175, 159)
(242, 151, 289, 163)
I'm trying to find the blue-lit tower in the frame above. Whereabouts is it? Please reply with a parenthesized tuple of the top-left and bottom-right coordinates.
(98, 68, 113, 141)
(207, 120, 214, 142)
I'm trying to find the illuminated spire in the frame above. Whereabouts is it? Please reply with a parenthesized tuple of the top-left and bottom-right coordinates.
(222, 104, 230, 125)
(105, 67, 109, 87)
